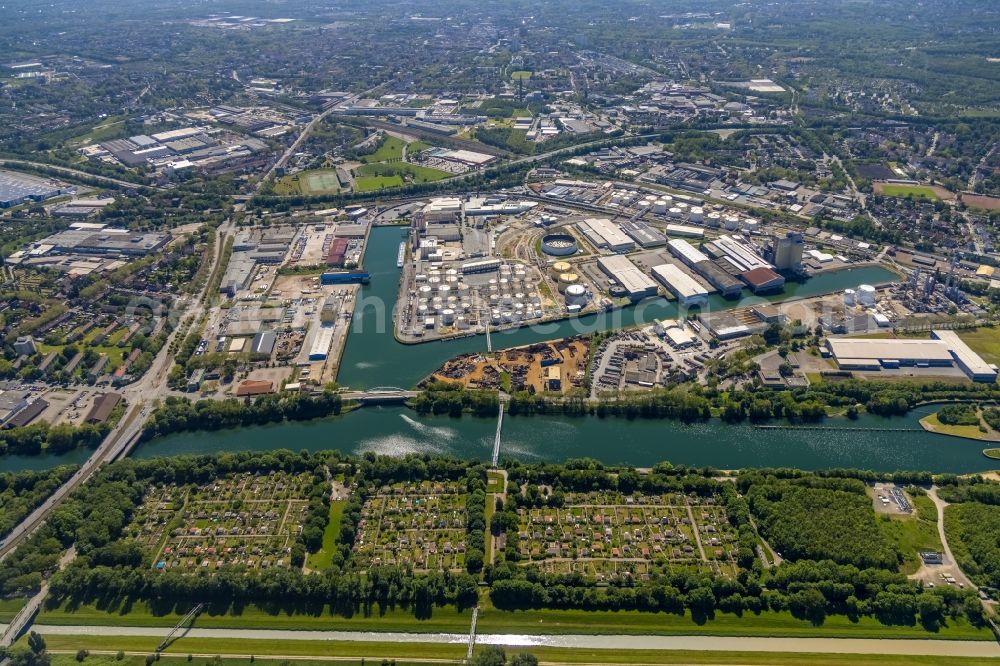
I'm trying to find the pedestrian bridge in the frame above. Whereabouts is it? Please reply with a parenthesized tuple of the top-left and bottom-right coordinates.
(341, 387, 419, 403)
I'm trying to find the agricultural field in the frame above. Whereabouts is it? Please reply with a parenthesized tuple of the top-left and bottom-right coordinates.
(514, 490, 739, 580)
(353, 480, 471, 572)
(128, 471, 318, 573)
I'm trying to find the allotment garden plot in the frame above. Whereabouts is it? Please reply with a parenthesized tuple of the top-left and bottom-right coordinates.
(516, 491, 739, 579)
(353, 480, 469, 572)
(129, 471, 314, 572)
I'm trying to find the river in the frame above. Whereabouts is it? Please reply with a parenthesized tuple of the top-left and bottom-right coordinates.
(9, 227, 994, 475)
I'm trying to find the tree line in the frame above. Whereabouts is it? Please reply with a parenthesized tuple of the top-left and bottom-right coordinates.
(141, 392, 345, 440)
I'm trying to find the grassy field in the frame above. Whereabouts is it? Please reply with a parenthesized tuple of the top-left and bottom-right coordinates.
(878, 492, 943, 575)
(920, 412, 997, 441)
(38, 641, 1000, 666)
(305, 499, 346, 570)
(273, 169, 343, 196)
(474, 605, 990, 640)
(37, 341, 125, 375)
(355, 162, 451, 184)
(65, 114, 128, 147)
(876, 183, 943, 200)
(0, 597, 26, 622)
(409, 140, 432, 153)
(486, 471, 505, 494)
(511, 70, 533, 80)
(52, 657, 436, 666)
(361, 136, 406, 163)
(38, 600, 473, 633)
(354, 174, 405, 192)
(957, 328, 1000, 366)
(37, 600, 991, 640)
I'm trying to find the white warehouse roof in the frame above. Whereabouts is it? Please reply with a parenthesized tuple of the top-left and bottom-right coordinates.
(826, 338, 955, 363)
(578, 218, 634, 251)
(668, 238, 709, 265)
(597, 255, 658, 298)
(932, 330, 998, 380)
(652, 263, 711, 302)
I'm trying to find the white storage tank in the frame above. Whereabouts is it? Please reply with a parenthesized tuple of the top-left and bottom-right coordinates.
(706, 212, 722, 227)
(441, 308, 456, 325)
(844, 289, 857, 306)
(858, 284, 877, 306)
(668, 207, 683, 218)
(565, 283, 588, 307)
(688, 207, 704, 223)
(653, 199, 668, 214)
(723, 216, 740, 231)
(418, 285, 433, 298)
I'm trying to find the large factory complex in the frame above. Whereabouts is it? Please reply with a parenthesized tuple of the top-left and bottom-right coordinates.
(6, 221, 172, 275)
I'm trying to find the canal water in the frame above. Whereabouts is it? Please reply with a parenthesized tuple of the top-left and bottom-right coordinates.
(132, 404, 993, 474)
(337, 226, 900, 390)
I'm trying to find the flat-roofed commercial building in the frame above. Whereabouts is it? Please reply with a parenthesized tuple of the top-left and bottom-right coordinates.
(651, 263, 711, 306)
(597, 255, 658, 300)
(666, 224, 704, 239)
(577, 218, 635, 253)
(823, 335, 999, 382)
(309, 325, 335, 361)
(931, 330, 999, 383)
(620, 220, 665, 248)
(668, 238, 709, 267)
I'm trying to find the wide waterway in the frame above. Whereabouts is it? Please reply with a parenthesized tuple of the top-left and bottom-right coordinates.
(131, 404, 995, 475)
(8, 226, 993, 475)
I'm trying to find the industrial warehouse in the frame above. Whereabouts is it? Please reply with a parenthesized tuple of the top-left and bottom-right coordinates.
(652, 263, 711, 306)
(597, 255, 658, 300)
(825, 332, 998, 383)
(0, 169, 69, 208)
(6, 222, 172, 273)
(577, 217, 635, 253)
